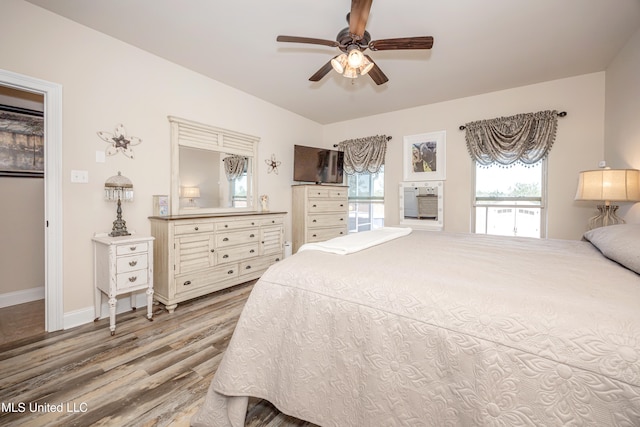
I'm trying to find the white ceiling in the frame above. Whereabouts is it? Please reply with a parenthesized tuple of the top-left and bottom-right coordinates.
(25, 0, 640, 125)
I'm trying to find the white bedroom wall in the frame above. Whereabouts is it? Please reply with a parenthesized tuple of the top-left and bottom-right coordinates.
(323, 73, 606, 240)
(605, 26, 640, 224)
(1, 0, 322, 320)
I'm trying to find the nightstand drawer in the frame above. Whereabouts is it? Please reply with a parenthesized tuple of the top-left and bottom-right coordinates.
(117, 254, 148, 273)
(116, 268, 148, 290)
(116, 242, 148, 256)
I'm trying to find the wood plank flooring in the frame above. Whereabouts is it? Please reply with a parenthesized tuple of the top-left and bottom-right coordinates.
(0, 281, 317, 427)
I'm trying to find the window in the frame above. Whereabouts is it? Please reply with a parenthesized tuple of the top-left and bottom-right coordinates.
(473, 160, 546, 238)
(230, 173, 247, 207)
(347, 166, 384, 232)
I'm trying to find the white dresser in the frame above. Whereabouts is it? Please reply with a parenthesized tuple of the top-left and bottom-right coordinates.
(292, 184, 349, 253)
(92, 234, 155, 335)
(149, 212, 285, 313)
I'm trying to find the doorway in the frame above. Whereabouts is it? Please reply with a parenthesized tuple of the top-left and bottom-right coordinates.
(0, 69, 63, 332)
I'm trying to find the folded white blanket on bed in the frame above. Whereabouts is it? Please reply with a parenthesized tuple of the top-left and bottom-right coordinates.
(297, 226, 412, 255)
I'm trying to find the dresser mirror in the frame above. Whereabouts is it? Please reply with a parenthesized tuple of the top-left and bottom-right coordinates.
(169, 116, 259, 215)
(399, 181, 444, 230)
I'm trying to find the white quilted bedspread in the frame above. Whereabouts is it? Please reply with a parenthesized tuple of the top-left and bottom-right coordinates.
(193, 231, 640, 426)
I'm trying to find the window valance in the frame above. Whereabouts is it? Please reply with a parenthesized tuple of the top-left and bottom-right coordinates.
(337, 134, 388, 174)
(222, 155, 246, 180)
(464, 110, 558, 167)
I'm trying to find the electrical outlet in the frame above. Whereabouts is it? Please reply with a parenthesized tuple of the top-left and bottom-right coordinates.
(71, 170, 89, 183)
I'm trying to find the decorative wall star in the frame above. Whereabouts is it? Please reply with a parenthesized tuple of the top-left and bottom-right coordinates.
(265, 154, 281, 174)
(97, 124, 142, 159)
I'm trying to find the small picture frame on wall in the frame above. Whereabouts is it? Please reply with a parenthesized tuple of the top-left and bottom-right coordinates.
(403, 130, 446, 181)
(153, 195, 169, 216)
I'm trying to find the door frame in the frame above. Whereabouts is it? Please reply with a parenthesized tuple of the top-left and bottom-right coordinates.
(0, 69, 63, 331)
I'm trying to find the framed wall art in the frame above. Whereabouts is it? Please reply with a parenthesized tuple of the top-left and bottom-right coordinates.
(403, 130, 446, 181)
(0, 105, 44, 177)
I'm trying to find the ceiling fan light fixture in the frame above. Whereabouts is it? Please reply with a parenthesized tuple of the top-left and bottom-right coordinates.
(343, 65, 358, 79)
(331, 53, 348, 74)
(359, 56, 374, 76)
(347, 48, 364, 68)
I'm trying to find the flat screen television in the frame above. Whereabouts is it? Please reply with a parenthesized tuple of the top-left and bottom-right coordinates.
(293, 144, 345, 184)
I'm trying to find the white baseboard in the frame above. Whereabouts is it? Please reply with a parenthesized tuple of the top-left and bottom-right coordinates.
(64, 292, 149, 330)
(0, 286, 45, 308)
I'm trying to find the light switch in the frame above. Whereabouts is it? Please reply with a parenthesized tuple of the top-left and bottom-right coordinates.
(96, 151, 106, 163)
(71, 170, 89, 183)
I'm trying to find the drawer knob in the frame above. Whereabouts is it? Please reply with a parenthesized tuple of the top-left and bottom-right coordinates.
(128, 276, 137, 283)
(312, 204, 317, 207)
(227, 270, 234, 274)
(129, 246, 137, 251)
(275, 257, 280, 262)
(340, 218, 344, 221)
(129, 260, 138, 267)
(245, 265, 251, 270)
(184, 280, 192, 286)
(223, 237, 229, 242)
(224, 224, 228, 228)
(340, 204, 344, 207)
(210, 249, 215, 253)
(249, 234, 255, 238)
(250, 249, 255, 253)
(312, 219, 317, 223)
(312, 234, 317, 237)
(252, 222, 255, 225)
(223, 254, 229, 259)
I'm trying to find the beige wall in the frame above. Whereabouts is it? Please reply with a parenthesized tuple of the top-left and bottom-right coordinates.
(1, 0, 323, 316)
(324, 73, 606, 240)
(605, 26, 640, 223)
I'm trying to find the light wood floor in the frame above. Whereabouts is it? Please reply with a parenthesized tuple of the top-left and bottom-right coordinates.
(0, 281, 317, 427)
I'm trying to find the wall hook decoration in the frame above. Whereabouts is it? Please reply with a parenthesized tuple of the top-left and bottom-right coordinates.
(265, 154, 281, 174)
(97, 123, 142, 159)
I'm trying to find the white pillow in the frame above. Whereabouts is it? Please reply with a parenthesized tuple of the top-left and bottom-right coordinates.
(583, 224, 640, 274)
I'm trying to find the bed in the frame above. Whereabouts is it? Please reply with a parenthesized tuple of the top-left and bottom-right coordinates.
(192, 225, 640, 426)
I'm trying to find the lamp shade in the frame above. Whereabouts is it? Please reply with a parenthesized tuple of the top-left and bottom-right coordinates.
(181, 186, 200, 199)
(575, 168, 640, 202)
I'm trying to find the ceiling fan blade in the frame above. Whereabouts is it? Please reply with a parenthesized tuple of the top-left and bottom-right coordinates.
(309, 60, 334, 82)
(365, 56, 388, 85)
(369, 36, 434, 51)
(349, 0, 373, 39)
(277, 35, 339, 48)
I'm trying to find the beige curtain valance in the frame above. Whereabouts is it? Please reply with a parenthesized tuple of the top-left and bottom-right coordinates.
(337, 135, 388, 174)
(223, 155, 246, 180)
(464, 110, 558, 167)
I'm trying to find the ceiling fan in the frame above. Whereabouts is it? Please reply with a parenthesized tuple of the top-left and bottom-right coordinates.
(276, 0, 434, 85)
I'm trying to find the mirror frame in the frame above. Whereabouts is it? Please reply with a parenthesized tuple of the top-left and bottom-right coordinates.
(169, 116, 259, 215)
(399, 181, 444, 230)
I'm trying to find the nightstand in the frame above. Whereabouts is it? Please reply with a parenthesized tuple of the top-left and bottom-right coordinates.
(92, 233, 155, 335)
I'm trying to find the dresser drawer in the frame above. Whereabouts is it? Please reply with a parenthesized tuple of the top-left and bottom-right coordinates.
(174, 222, 215, 235)
(307, 226, 347, 242)
(216, 230, 259, 247)
(116, 268, 148, 290)
(116, 254, 148, 273)
(239, 254, 282, 276)
(116, 242, 148, 256)
(175, 265, 239, 294)
(215, 218, 260, 231)
(328, 188, 347, 198)
(308, 200, 347, 213)
(309, 213, 347, 227)
(258, 216, 284, 227)
(216, 243, 259, 264)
